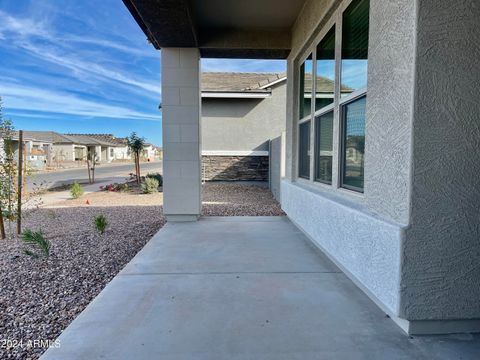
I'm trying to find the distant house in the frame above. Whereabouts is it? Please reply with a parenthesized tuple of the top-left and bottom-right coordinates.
(66, 134, 131, 161)
(10, 131, 54, 170)
(142, 143, 157, 161)
(12, 131, 126, 166)
(201, 72, 287, 182)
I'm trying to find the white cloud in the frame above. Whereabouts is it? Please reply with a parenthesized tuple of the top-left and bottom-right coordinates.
(0, 10, 160, 98)
(21, 42, 160, 95)
(0, 10, 52, 39)
(0, 83, 161, 121)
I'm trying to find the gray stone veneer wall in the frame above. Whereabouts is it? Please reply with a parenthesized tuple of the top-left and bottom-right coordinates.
(202, 155, 269, 181)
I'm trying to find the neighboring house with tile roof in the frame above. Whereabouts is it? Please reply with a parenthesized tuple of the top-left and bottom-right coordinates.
(200, 72, 287, 185)
(8, 131, 130, 166)
(66, 134, 131, 161)
(9, 131, 54, 170)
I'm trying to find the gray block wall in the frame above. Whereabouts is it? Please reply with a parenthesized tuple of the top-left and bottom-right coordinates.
(201, 82, 286, 152)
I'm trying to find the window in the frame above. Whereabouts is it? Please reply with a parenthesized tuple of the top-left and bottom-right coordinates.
(315, 26, 335, 111)
(341, 96, 366, 191)
(315, 111, 334, 184)
(299, 54, 313, 119)
(341, 0, 369, 96)
(296, 0, 369, 194)
(298, 121, 311, 179)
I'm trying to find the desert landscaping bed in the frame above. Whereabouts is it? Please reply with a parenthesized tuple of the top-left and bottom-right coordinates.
(0, 182, 283, 359)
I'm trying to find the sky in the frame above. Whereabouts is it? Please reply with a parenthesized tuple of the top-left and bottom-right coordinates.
(0, 0, 286, 146)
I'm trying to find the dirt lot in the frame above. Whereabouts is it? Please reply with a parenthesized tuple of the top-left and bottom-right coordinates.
(0, 182, 284, 359)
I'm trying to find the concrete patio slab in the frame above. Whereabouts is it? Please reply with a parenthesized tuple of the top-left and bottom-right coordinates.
(41, 217, 480, 360)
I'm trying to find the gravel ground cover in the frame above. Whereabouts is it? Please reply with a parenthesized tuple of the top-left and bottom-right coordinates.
(203, 183, 285, 216)
(0, 182, 283, 359)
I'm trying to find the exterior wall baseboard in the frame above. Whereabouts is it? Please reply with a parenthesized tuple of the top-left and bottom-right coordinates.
(165, 215, 199, 222)
(407, 320, 480, 335)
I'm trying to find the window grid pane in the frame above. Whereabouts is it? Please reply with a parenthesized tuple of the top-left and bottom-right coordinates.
(298, 121, 311, 179)
(299, 55, 313, 119)
(342, 96, 366, 191)
(315, 26, 335, 111)
(315, 111, 334, 184)
(341, 0, 369, 96)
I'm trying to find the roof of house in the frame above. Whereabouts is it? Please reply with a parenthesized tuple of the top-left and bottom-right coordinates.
(9, 131, 124, 147)
(200, 72, 352, 97)
(303, 73, 353, 94)
(66, 134, 127, 146)
(11, 131, 62, 143)
(201, 72, 286, 93)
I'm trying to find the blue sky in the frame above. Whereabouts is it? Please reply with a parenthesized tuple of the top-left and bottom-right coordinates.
(0, 0, 286, 146)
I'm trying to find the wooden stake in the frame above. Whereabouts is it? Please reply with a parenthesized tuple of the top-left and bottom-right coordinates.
(23, 143, 27, 196)
(17, 130, 23, 235)
(0, 205, 5, 239)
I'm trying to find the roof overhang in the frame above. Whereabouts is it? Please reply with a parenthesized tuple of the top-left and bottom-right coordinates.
(122, 0, 307, 59)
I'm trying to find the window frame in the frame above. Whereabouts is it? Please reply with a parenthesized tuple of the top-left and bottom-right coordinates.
(294, 0, 368, 197)
(297, 51, 314, 180)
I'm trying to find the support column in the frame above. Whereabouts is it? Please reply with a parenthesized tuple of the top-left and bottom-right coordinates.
(161, 48, 201, 221)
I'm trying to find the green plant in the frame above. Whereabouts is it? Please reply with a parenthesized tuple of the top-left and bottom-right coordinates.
(70, 182, 84, 199)
(94, 214, 108, 234)
(21, 229, 50, 257)
(141, 177, 159, 194)
(146, 173, 163, 187)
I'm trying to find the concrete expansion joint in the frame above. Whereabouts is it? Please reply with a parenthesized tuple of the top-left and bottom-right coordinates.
(119, 270, 343, 276)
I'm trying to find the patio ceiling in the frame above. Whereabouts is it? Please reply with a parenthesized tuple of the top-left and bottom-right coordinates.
(122, 0, 307, 58)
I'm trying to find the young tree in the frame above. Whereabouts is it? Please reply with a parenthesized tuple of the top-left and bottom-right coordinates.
(0, 97, 16, 238)
(127, 132, 145, 184)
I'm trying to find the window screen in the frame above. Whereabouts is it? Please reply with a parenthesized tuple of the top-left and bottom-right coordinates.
(315, 111, 334, 184)
(298, 121, 311, 179)
(342, 96, 366, 191)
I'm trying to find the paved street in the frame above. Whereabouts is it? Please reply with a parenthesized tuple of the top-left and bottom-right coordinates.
(27, 161, 162, 191)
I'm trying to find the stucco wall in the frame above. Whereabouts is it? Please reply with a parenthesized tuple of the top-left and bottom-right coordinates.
(201, 82, 286, 152)
(284, 0, 480, 327)
(401, 0, 480, 321)
(282, 180, 403, 314)
(363, 0, 416, 225)
(113, 146, 130, 160)
(269, 136, 282, 201)
(284, 0, 409, 319)
(53, 144, 75, 162)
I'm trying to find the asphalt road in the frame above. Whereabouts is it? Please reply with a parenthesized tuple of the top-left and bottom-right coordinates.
(27, 161, 163, 190)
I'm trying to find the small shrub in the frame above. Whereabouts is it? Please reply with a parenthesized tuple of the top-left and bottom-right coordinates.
(146, 173, 163, 186)
(94, 215, 108, 234)
(70, 182, 84, 199)
(116, 183, 129, 192)
(141, 177, 159, 194)
(22, 229, 50, 257)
